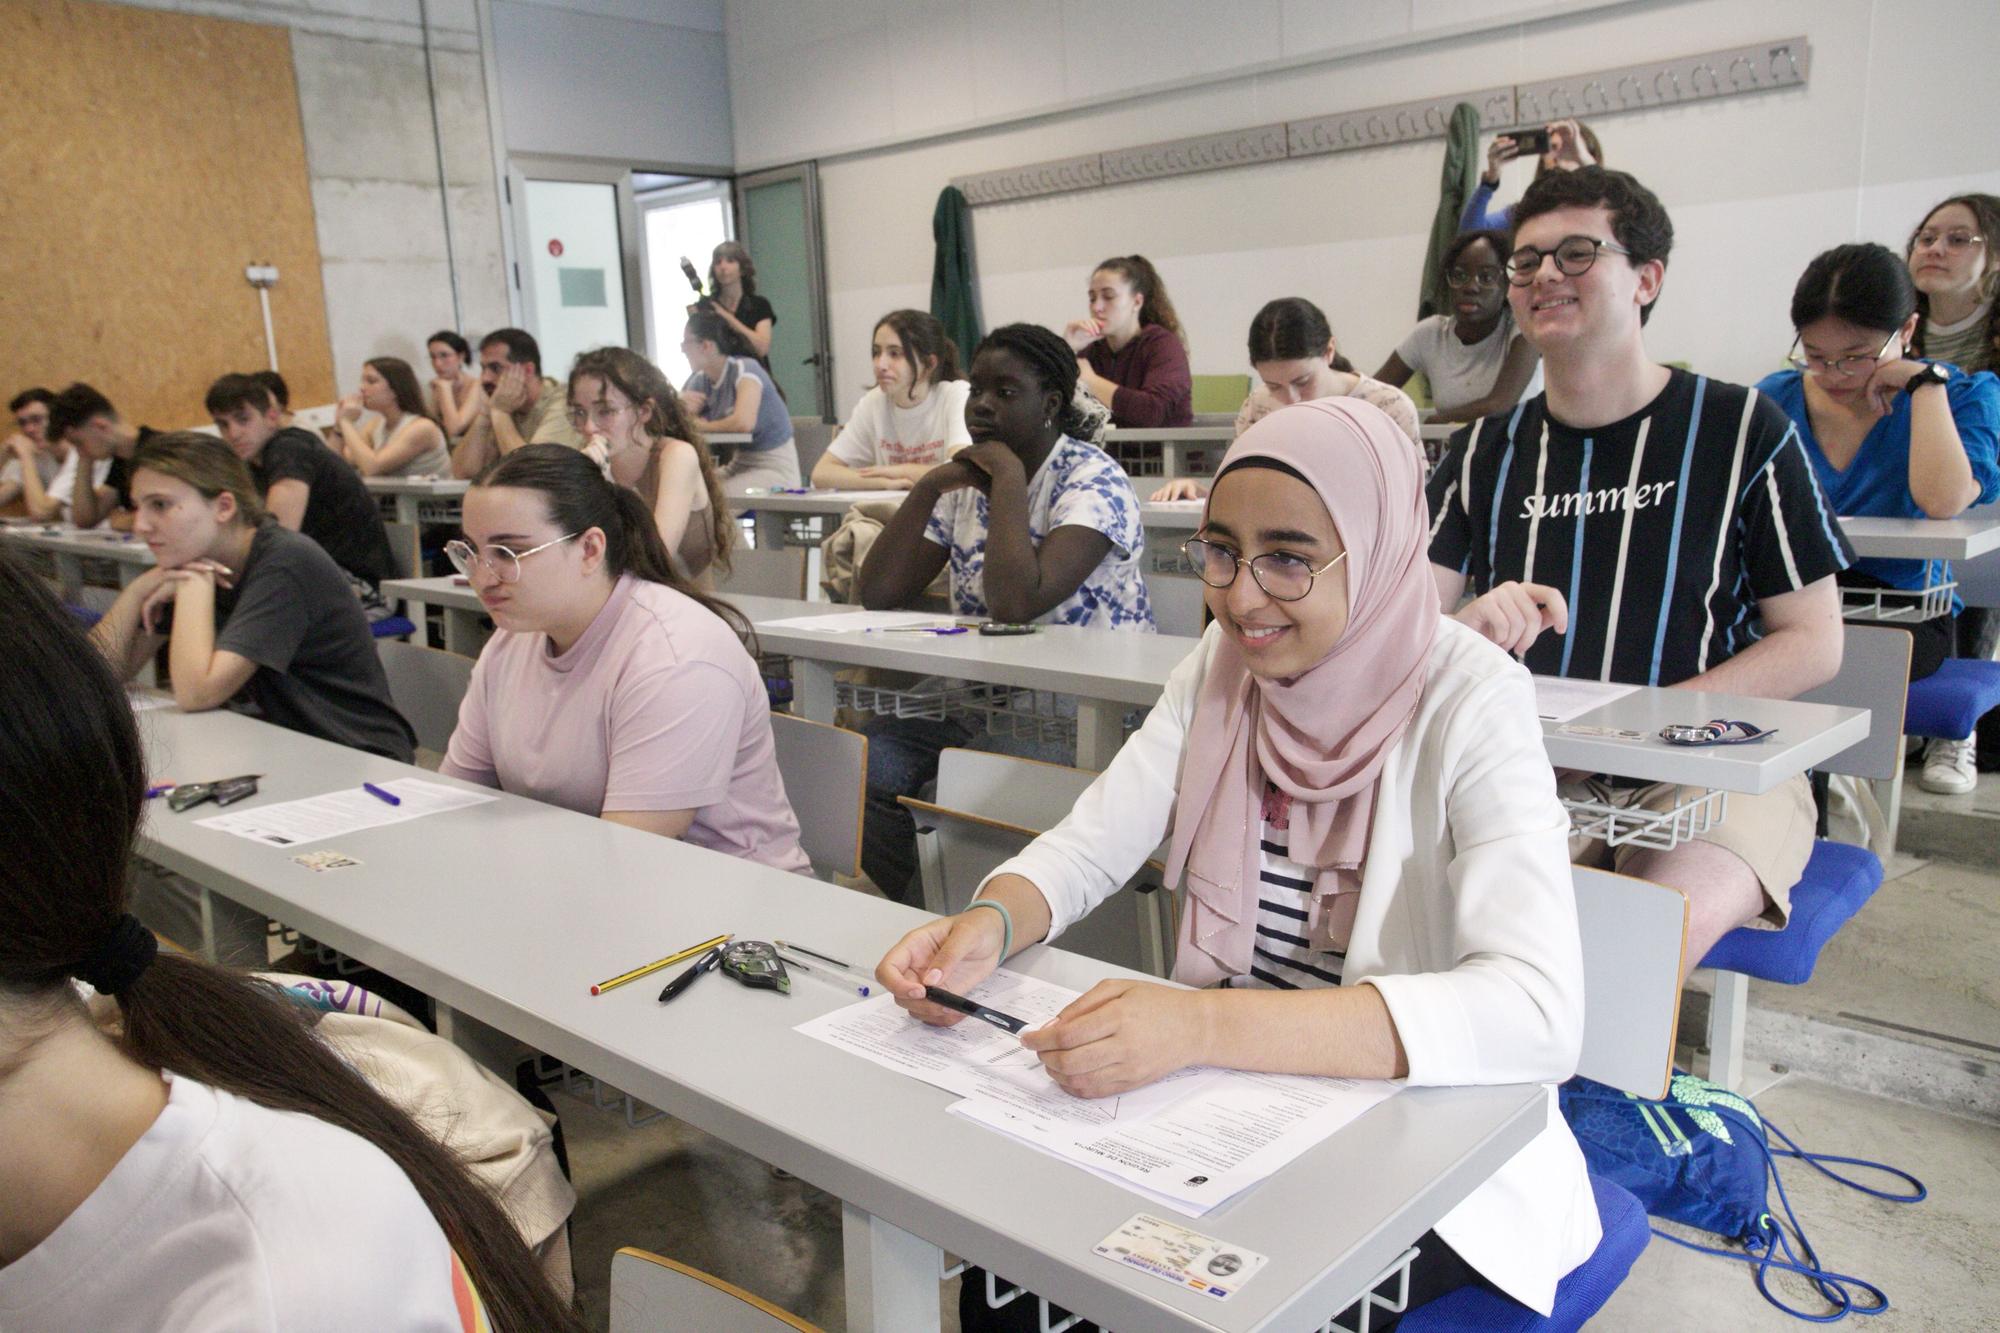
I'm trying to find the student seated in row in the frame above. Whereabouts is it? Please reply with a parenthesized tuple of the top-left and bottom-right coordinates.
(426, 329, 487, 439)
(1151, 297, 1419, 501)
(0, 554, 581, 1331)
(450, 328, 587, 479)
(1, 387, 64, 519)
(1375, 229, 1542, 423)
(1758, 242, 2000, 794)
(879, 401, 1597, 1329)
(440, 445, 809, 872)
(855, 323, 1155, 903)
(334, 357, 451, 477)
(46, 382, 149, 531)
(251, 369, 294, 425)
(679, 312, 801, 493)
(1428, 167, 1851, 973)
(207, 374, 400, 616)
(1066, 255, 1194, 428)
(90, 433, 415, 762)
(568, 345, 733, 583)
(812, 309, 970, 491)
(1909, 193, 1999, 378)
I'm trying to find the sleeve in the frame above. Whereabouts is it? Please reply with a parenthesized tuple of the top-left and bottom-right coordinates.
(1736, 395, 1853, 597)
(1425, 425, 1481, 578)
(438, 655, 498, 787)
(922, 491, 957, 550)
(258, 436, 319, 487)
(601, 659, 747, 812)
(1049, 457, 1143, 558)
(46, 451, 77, 513)
(1395, 318, 1434, 371)
(1363, 660, 1586, 1086)
(1947, 372, 2000, 505)
(982, 634, 1208, 936)
(215, 567, 311, 673)
(940, 380, 972, 452)
(108, 457, 134, 506)
(527, 388, 585, 449)
(1356, 380, 1422, 445)
(0, 457, 21, 486)
(747, 294, 776, 327)
(826, 391, 882, 467)
(1458, 180, 1508, 233)
(1105, 331, 1192, 428)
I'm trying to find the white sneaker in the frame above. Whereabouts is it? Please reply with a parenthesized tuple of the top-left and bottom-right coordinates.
(1919, 737, 1978, 795)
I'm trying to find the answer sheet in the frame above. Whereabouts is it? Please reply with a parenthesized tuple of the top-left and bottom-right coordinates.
(194, 777, 498, 848)
(755, 610, 958, 633)
(1532, 675, 1638, 723)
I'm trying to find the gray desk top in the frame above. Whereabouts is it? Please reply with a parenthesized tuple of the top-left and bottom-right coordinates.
(1541, 684, 1869, 794)
(725, 489, 894, 516)
(0, 524, 157, 564)
(1104, 425, 1237, 443)
(135, 704, 1544, 1333)
(1839, 506, 2000, 561)
(361, 476, 470, 496)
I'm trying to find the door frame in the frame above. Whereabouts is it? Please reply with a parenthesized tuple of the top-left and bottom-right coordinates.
(505, 154, 647, 357)
(634, 175, 736, 367)
(732, 160, 834, 419)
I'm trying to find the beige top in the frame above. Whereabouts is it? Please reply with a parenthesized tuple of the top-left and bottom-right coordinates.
(1234, 374, 1423, 449)
(610, 438, 719, 582)
(521, 377, 586, 450)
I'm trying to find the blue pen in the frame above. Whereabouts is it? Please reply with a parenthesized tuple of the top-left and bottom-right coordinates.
(361, 782, 402, 806)
(867, 625, 968, 636)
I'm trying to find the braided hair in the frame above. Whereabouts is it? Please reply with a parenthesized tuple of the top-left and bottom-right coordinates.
(975, 323, 1104, 441)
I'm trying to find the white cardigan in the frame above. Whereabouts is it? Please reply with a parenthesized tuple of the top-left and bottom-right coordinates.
(988, 616, 1601, 1314)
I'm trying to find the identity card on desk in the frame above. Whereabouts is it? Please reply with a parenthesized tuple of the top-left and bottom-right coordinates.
(796, 969, 1398, 1216)
(194, 777, 497, 848)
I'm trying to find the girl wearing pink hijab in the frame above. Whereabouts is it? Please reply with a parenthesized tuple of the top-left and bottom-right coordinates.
(876, 398, 1599, 1325)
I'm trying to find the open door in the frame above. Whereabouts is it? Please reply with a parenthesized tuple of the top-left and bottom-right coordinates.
(732, 162, 832, 419)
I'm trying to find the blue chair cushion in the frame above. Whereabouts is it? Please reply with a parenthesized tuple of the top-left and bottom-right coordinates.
(369, 615, 418, 640)
(1904, 658, 2000, 739)
(65, 603, 104, 628)
(1698, 839, 1881, 984)
(1400, 1174, 1648, 1332)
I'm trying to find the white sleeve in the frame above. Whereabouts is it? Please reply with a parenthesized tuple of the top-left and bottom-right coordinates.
(46, 451, 79, 517)
(1395, 317, 1436, 371)
(826, 390, 884, 467)
(980, 632, 1212, 937)
(939, 379, 972, 454)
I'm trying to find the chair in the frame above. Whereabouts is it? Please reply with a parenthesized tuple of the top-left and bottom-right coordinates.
(769, 712, 866, 879)
(370, 615, 418, 640)
(608, 1246, 822, 1333)
(718, 545, 809, 599)
(1148, 568, 1207, 637)
(1697, 624, 1908, 1090)
(1903, 655, 2000, 742)
(376, 638, 474, 755)
(899, 748, 1175, 978)
(789, 415, 837, 483)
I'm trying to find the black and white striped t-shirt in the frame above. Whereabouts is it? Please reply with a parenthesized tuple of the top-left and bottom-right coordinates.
(1425, 370, 1852, 686)
(1231, 789, 1347, 991)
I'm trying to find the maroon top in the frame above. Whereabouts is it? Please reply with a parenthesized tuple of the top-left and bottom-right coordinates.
(1083, 323, 1193, 427)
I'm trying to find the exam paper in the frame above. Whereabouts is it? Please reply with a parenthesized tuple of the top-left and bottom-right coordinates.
(756, 610, 957, 633)
(127, 690, 174, 712)
(1533, 675, 1638, 723)
(195, 777, 497, 848)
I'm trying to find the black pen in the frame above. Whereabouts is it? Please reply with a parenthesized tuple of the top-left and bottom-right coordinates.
(658, 946, 725, 1003)
(923, 986, 1028, 1034)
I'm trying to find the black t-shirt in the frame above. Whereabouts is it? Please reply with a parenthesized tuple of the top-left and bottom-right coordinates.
(1425, 369, 1852, 686)
(715, 292, 776, 369)
(213, 524, 416, 762)
(249, 427, 395, 588)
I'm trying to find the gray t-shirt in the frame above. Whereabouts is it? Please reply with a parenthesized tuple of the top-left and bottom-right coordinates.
(685, 356, 793, 451)
(213, 524, 416, 762)
(1395, 314, 1541, 414)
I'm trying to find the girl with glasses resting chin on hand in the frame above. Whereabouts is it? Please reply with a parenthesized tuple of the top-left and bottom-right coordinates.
(440, 444, 809, 871)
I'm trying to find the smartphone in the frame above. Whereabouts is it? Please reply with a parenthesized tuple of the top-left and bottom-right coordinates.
(679, 257, 705, 294)
(1510, 126, 1550, 155)
(977, 622, 1039, 637)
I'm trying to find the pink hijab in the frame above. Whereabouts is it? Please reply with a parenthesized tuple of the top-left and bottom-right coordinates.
(1163, 398, 1439, 986)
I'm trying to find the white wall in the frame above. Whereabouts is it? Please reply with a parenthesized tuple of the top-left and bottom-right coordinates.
(729, 0, 2000, 412)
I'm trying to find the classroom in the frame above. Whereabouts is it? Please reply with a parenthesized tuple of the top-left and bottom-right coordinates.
(1, 0, 1996, 1329)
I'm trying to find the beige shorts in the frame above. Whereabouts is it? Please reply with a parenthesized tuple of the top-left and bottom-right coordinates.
(1561, 771, 1817, 930)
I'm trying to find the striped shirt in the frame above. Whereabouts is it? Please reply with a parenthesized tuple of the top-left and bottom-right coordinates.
(1425, 370, 1852, 686)
(1229, 788, 1348, 991)
(1920, 303, 1996, 376)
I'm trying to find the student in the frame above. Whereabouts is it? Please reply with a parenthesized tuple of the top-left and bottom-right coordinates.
(878, 402, 1597, 1330)
(687, 240, 777, 370)
(426, 329, 487, 438)
(335, 357, 451, 477)
(450, 328, 587, 480)
(1, 387, 63, 517)
(440, 445, 809, 873)
(1065, 255, 1194, 428)
(207, 374, 398, 608)
(0, 552, 580, 1333)
(1376, 230, 1542, 422)
(1150, 298, 1419, 501)
(89, 432, 416, 762)
(568, 345, 733, 582)
(812, 309, 970, 491)
(1908, 193, 1999, 376)
(1757, 243, 2000, 794)
(1427, 166, 1850, 974)
(855, 323, 1155, 902)
(679, 312, 800, 493)
(1461, 118, 1602, 233)
(46, 382, 147, 530)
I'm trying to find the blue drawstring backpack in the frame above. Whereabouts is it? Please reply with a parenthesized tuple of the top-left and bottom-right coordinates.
(1559, 1072, 1925, 1322)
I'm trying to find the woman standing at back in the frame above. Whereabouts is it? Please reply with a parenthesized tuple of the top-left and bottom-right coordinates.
(1065, 255, 1194, 428)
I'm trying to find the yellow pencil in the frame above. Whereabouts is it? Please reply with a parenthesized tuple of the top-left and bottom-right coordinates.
(591, 933, 731, 995)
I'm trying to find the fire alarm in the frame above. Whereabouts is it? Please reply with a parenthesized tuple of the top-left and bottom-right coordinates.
(548, 239, 564, 258)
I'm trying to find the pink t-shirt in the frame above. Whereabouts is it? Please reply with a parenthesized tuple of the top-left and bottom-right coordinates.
(442, 576, 810, 874)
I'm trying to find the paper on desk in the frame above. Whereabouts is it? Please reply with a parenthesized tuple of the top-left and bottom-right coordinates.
(194, 777, 497, 848)
(127, 690, 174, 712)
(756, 610, 956, 633)
(793, 971, 1078, 1096)
(1532, 675, 1638, 723)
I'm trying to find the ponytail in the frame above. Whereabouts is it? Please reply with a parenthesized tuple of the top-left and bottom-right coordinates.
(1093, 254, 1186, 347)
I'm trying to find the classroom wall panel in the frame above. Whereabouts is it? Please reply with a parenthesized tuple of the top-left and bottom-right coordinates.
(0, 0, 337, 427)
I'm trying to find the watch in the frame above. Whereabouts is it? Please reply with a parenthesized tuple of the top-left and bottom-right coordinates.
(1900, 363, 1950, 396)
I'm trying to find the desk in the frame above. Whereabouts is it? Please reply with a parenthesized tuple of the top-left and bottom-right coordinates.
(1102, 425, 1236, 481)
(364, 476, 470, 529)
(0, 523, 156, 597)
(1838, 506, 2000, 563)
(383, 574, 487, 655)
(727, 488, 884, 553)
(135, 704, 1547, 1333)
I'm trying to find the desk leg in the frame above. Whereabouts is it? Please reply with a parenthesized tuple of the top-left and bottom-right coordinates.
(435, 1002, 528, 1081)
(1074, 700, 1122, 771)
(443, 607, 484, 656)
(841, 1202, 942, 1333)
(397, 496, 422, 528)
(53, 552, 84, 601)
(755, 510, 787, 551)
(797, 659, 838, 722)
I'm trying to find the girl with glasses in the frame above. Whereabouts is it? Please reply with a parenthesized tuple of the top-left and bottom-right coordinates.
(441, 445, 809, 871)
(1907, 194, 1999, 377)
(1375, 230, 1542, 423)
(878, 400, 1596, 1331)
(1756, 243, 2000, 793)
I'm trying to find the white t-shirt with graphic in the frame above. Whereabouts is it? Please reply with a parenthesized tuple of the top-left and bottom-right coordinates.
(827, 380, 971, 470)
(44, 450, 115, 526)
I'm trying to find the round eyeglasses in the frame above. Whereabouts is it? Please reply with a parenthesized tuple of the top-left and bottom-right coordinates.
(1505, 235, 1633, 286)
(1181, 537, 1347, 602)
(444, 532, 581, 583)
(1445, 266, 1503, 291)
(1785, 330, 1900, 380)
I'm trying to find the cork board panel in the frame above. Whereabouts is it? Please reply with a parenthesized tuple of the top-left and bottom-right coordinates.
(0, 0, 335, 428)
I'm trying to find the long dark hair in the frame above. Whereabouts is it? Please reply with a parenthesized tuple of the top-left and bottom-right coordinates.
(427, 329, 473, 361)
(0, 550, 581, 1332)
(568, 347, 733, 576)
(870, 309, 963, 391)
(133, 432, 268, 527)
(1092, 255, 1186, 347)
(975, 324, 1100, 440)
(477, 444, 751, 643)
(366, 356, 436, 423)
(1908, 193, 2000, 371)
(1791, 243, 1917, 336)
(709, 240, 757, 298)
(1246, 297, 1355, 374)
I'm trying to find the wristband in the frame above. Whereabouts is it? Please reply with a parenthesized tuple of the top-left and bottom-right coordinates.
(965, 897, 1013, 961)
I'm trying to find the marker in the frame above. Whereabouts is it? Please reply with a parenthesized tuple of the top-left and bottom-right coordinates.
(922, 986, 1028, 1034)
(592, 932, 732, 996)
(361, 782, 402, 806)
(775, 949, 871, 997)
